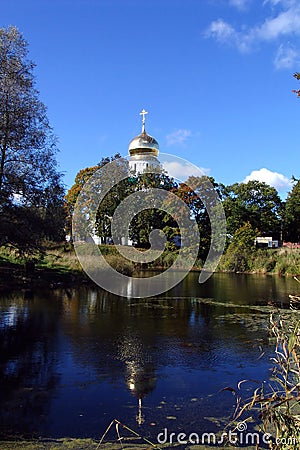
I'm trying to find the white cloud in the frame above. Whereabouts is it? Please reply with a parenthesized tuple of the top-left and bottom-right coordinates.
(205, 18, 252, 52)
(255, 7, 300, 41)
(206, 19, 238, 44)
(206, 0, 300, 59)
(264, 0, 296, 7)
(243, 168, 292, 191)
(274, 43, 300, 69)
(166, 129, 192, 146)
(229, 0, 251, 10)
(263, 0, 280, 5)
(163, 160, 210, 181)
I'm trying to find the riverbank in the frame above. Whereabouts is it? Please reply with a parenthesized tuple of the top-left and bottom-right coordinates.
(0, 242, 181, 290)
(0, 262, 88, 291)
(0, 243, 299, 291)
(0, 439, 257, 449)
(218, 246, 300, 276)
(0, 440, 155, 450)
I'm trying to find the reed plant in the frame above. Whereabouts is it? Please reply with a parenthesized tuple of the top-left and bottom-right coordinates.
(229, 287, 300, 449)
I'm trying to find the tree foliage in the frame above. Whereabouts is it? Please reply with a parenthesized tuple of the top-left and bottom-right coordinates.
(68, 155, 295, 263)
(65, 154, 122, 236)
(171, 176, 222, 260)
(284, 180, 300, 242)
(221, 180, 282, 237)
(293, 72, 300, 97)
(65, 165, 99, 235)
(221, 222, 258, 272)
(0, 26, 65, 252)
(68, 160, 181, 247)
(127, 172, 178, 247)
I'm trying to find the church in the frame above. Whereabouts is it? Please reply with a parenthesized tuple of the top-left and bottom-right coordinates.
(128, 109, 161, 174)
(91, 109, 161, 245)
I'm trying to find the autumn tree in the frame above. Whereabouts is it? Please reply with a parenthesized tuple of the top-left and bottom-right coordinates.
(65, 154, 123, 238)
(172, 176, 223, 260)
(65, 165, 99, 235)
(0, 26, 65, 252)
(293, 72, 300, 97)
(68, 160, 180, 247)
(189, 175, 223, 260)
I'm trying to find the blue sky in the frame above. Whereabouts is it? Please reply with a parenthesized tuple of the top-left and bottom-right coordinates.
(1, 0, 300, 197)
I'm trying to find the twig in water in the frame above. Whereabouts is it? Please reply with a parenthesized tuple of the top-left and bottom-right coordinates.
(96, 418, 162, 449)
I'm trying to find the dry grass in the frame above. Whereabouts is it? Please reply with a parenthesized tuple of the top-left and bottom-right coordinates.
(219, 247, 300, 276)
(0, 440, 256, 450)
(0, 439, 153, 450)
(228, 284, 300, 449)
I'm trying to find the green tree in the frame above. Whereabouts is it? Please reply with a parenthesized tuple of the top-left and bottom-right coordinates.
(127, 172, 177, 247)
(222, 222, 258, 272)
(221, 180, 283, 237)
(284, 180, 300, 242)
(0, 26, 64, 252)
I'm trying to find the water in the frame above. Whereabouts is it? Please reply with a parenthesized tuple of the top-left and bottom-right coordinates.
(0, 272, 298, 442)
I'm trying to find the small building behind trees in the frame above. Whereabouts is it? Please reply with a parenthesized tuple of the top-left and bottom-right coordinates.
(255, 236, 279, 248)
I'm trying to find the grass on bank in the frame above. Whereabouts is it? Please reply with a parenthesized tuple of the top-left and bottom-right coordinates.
(0, 439, 261, 450)
(0, 242, 181, 279)
(31, 243, 300, 276)
(0, 243, 299, 285)
(0, 439, 178, 450)
(219, 247, 300, 276)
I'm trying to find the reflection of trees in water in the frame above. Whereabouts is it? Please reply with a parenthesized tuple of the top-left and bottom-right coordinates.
(178, 271, 293, 306)
(190, 299, 271, 357)
(61, 287, 273, 368)
(60, 288, 195, 374)
(0, 290, 62, 437)
(60, 287, 273, 424)
(0, 281, 276, 437)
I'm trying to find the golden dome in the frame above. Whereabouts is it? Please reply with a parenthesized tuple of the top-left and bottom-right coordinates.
(128, 130, 159, 157)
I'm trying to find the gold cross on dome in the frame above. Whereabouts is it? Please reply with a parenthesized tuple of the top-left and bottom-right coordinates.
(140, 109, 148, 132)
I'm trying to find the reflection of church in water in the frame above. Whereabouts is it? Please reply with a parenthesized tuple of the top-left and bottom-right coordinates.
(122, 111, 160, 421)
(124, 111, 159, 423)
(120, 335, 157, 425)
(62, 290, 158, 426)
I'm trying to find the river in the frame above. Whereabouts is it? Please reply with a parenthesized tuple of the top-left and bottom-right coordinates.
(0, 272, 298, 442)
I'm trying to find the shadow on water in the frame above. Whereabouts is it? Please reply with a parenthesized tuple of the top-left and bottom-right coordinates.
(0, 272, 298, 441)
(0, 290, 63, 437)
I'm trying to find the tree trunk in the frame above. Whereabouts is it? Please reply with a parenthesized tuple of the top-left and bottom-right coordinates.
(0, 147, 6, 196)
